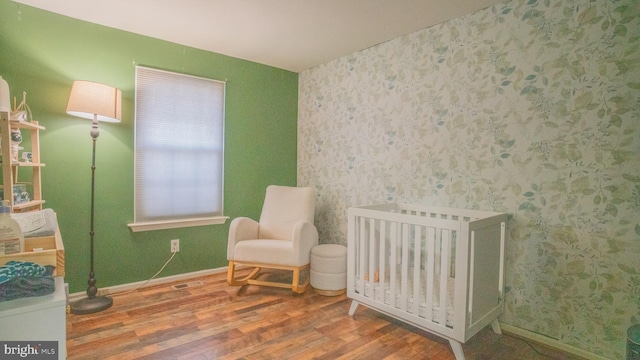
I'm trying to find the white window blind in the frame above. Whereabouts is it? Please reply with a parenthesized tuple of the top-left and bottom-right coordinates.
(130, 66, 226, 231)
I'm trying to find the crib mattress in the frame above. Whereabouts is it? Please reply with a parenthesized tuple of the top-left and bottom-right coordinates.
(354, 271, 455, 327)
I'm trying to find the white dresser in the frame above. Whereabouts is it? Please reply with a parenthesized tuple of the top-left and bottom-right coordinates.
(0, 276, 67, 359)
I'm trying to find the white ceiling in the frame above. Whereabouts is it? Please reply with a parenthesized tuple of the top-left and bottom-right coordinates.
(13, 0, 502, 73)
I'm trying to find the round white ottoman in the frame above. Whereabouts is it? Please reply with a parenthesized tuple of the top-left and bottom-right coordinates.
(310, 244, 347, 296)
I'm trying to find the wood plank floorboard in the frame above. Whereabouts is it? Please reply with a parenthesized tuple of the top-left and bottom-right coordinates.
(67, 269, 586, 360)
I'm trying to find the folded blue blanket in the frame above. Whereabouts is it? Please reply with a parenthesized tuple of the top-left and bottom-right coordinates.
(0, 260, 48, 284)
(0, 272, 55, 301)
(0, 261, 55, 302)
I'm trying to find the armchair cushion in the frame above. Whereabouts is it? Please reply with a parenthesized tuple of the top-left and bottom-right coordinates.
(234, 239, 295, 266)
(258, 185, 315, 241)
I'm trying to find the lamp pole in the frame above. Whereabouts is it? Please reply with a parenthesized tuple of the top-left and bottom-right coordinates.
(70, 114, 113, 314)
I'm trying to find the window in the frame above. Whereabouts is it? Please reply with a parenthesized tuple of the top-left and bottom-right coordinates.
(129, 66, 227, 232)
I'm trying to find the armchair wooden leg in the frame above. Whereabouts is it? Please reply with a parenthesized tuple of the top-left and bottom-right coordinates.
(293, 277, 310, 294)
(292, 265, 310, 294)
(227, 261, 261, 286)
(292, 267, 301, 293)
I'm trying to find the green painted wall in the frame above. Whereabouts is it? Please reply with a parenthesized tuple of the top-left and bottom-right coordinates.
(0, 0, 299, 293)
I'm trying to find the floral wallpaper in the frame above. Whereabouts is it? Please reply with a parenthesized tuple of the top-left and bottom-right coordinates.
(297, 0, 640, 358)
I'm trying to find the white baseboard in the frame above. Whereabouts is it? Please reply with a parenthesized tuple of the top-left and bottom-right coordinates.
(68, 267, 229, 301)
(500, 323, 611, 360)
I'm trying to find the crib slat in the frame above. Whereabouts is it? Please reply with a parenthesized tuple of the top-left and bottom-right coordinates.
(390, 221, 397, 309)
(401, 223, 410, 312)
(439, 229, 451, 326)
(357, 217, 366, 296)
(368, 218, 376, 295)
(426, 227, 435, 322)
(435, 229, 442, 275)
(379, 220, 386, 302)
(413, 225, 422, 316)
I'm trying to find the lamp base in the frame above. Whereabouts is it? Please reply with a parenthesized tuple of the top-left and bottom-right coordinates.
(70, 295, 113, 315)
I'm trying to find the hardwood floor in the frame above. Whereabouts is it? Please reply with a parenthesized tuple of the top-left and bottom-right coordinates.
(66, 269, 585, 360)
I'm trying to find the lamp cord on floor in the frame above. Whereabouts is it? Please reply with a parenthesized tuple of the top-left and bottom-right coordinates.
(109, 251, 177, 297)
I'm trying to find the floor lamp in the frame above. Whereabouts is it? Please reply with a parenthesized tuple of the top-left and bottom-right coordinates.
(66, 80, 122, 314)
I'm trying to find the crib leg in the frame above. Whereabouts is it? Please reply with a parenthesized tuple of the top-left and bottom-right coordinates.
(348, 300, 359, 316)
(491, 318, 502, 334)
(448, 340, 465, 360)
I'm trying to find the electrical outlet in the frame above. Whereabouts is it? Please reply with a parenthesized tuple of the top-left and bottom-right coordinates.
(171, 239, 180, 253)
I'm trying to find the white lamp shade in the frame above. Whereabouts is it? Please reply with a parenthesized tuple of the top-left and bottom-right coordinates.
(66, 80, 122, 123)
(0, 76, 10, 113)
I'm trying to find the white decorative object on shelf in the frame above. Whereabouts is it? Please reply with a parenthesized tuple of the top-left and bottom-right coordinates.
(11, 91, 31, 122)
(10, 128, 21, 162)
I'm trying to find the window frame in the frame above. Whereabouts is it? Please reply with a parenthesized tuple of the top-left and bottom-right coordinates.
(128, 66, 228, 232)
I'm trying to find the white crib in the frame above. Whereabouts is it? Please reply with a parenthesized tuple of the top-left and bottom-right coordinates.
(347, 203, 508, 360)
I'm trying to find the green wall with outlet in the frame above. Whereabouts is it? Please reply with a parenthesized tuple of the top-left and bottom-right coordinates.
(0, 0, 299, 293)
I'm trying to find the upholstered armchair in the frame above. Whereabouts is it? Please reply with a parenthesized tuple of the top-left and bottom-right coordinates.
(227, 185, 319, 294)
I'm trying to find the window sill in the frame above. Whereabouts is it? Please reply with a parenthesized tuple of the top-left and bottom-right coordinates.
(128, 216, 229, 232)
